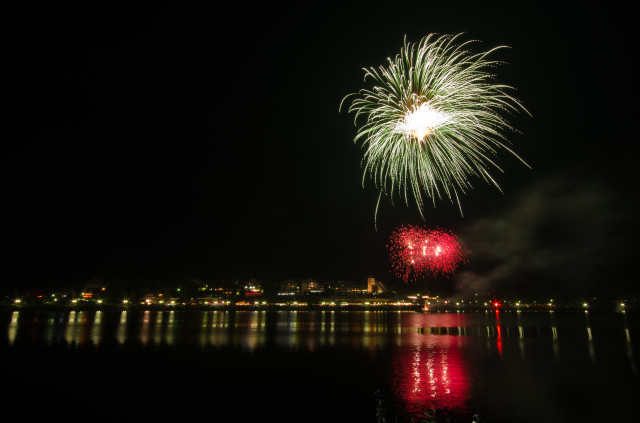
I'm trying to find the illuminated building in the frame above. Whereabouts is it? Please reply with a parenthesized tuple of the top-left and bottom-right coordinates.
(300, 279, 324, 293)
(243, 279, 263, 297)
(325, 280, 367, 295)
(196, 297, 227, 306)
(278, 280, 299, 296)
(81, 283, 107, 301)
(367, 276, 387, 294)
(329, 297, 392, 306)
(141, 293, 161, 305)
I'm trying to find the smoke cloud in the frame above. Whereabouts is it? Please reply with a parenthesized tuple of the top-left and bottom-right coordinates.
(456, 171, 632, 297)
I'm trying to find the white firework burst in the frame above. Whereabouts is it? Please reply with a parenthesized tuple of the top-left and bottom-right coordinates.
(341, 33, 530, 217)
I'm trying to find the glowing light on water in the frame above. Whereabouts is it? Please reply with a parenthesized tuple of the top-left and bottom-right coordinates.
(8, 311, 19, 345)
(391, 333, 470, 419)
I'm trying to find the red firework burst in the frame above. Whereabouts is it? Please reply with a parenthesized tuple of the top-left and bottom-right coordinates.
(388, 225, 468, 281)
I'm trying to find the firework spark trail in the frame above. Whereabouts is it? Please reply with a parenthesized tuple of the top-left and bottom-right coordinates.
(388, 225, 468, 282)
(341, 33, 530, 217)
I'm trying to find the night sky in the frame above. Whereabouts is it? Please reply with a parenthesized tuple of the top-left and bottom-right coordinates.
(3, 2, 636, 296)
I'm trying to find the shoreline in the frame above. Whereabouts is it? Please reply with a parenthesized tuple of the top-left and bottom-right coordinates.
(1, 304, 635, 313)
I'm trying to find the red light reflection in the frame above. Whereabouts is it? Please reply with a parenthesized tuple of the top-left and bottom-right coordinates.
(495, 310, 503, 357)
(391, 332, 470, 419)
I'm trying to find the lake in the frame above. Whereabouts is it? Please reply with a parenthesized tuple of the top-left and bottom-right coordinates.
(1, 309, 638, 422)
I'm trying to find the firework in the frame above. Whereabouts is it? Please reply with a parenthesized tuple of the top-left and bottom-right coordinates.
(388, 225, 468, 281)
(341, 33, 529, 216)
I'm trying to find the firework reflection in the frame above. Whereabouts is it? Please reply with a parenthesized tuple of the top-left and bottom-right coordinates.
(390, 326, 470, 420)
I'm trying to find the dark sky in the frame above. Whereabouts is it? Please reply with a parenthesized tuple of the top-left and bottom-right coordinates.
(3, 2, 636, 295)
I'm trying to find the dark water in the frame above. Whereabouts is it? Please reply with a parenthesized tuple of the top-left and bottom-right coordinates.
(1, 309, 638, 422)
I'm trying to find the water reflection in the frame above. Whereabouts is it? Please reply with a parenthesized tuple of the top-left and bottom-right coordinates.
(154, 310, 164, 345)
(623, 312, 636, 374)
(3, 309, 637, 422)
(233, 310, 266, 350)
(117, 310, 127, 345)
(166, 310, 177, 345)
(91, 310, 102, 346)
(391, 332, 470, 419)
(8, 311, 18, 345)
(3, 310, 636, 367)
(550, 311, 560, 362)
(495, 310, 504, 358)
(585, 310, 596, 364)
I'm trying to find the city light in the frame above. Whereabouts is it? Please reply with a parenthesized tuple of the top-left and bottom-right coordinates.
(3, 279, 636, 312)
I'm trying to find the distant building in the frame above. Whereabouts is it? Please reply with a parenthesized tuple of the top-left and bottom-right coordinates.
(23, 289, 47, 304)
(82, 283, 107, 300)
(325, 280, 367, 295)
(243, 279, 263, 297)
(196, 297, 227, 306)
(142, 293, 160, 305)
(278, 280, 299, 296)
(300, 279, 323, 293)
(197, 284, 233, 297)
(367, 276, 387, 294)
